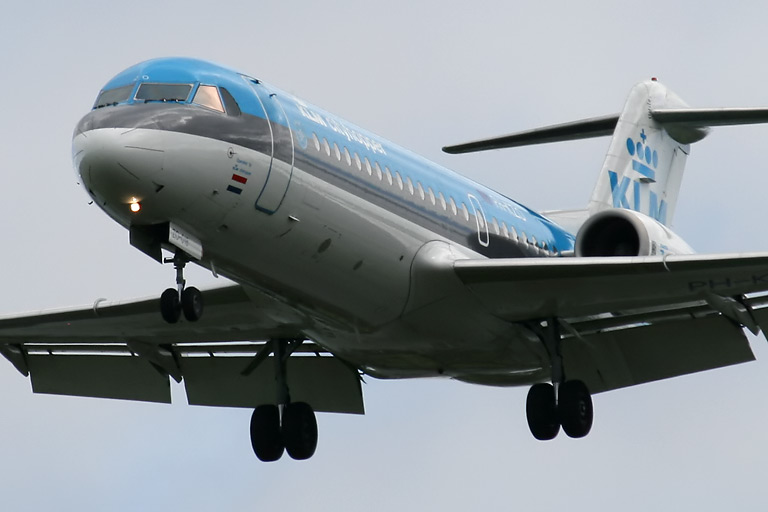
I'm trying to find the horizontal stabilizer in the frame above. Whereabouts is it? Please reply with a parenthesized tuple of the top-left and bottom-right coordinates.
(442, 114, 619, 154)
(444, 107, 768, 154)
(651, 107, 768, 127)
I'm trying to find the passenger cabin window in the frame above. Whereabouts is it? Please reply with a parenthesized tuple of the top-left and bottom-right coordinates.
(192, 85, 225, 113)
(135, 83, 192, 102)
(394, 171, 404, 190)
(94, 84, 134, 108)
(459, 203, 469, 221)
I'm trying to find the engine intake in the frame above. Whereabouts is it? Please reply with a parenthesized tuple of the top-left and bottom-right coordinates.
(575, 209, 693, 257)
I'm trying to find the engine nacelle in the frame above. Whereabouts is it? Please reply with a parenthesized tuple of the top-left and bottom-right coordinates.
(574, 209, 694, 257)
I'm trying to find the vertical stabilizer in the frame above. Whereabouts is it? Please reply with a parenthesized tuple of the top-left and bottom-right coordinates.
(587, 80, 697, 226)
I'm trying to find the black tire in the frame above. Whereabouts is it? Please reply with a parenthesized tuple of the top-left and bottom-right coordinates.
(160, 288, 181, 324)
(559, 380, 593, 438)
(526, 383, 560, 441)
(181, 286, 203, 322)
(282, 402, 318, 460)
(250, 405, 284, 462)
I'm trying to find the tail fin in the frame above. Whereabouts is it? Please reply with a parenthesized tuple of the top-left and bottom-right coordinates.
(587, 80, 700, 225)
(443, 80, 768, 227)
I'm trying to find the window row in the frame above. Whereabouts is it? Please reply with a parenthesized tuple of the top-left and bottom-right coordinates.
(309, 132, 556, 254)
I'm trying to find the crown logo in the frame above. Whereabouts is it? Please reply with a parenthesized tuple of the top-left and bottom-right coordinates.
(625, 129, 657, 182)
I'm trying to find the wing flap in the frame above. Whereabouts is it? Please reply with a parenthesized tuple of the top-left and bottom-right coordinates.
(28, 354, 171, 403)
(563, 315, 754, 394)
(181, 356, 364, 414)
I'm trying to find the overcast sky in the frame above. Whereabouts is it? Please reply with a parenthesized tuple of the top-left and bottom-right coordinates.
(2, 1, 768, 510)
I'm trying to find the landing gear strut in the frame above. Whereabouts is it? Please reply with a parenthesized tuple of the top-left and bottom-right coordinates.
(249, 339, 318, 462)
(159, 252, 203, 323)
(525, 318, 593, 440)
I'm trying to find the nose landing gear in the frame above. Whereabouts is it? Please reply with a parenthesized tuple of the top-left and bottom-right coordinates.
(159, 252, 203, 323)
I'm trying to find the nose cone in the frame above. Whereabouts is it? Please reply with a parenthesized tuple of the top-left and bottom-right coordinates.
(73, 123, 165, 225)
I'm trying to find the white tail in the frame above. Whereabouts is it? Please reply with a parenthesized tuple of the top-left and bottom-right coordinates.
(587, 80, 700, 226)
(443, 79, 768, 229)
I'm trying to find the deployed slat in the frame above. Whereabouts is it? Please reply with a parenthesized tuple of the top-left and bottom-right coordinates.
(562, 316, 754, 394)
(181, 356, 364, 414)
(28, 355, 171, 403)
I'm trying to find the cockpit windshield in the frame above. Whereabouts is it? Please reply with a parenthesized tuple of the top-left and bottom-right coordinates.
(192, 85, 225, 112)
(135, 83, 193, 102)
(94, 84, 135, 108)
(91, 79, 241, 115)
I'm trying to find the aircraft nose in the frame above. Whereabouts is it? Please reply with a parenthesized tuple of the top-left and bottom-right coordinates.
(73, 126, 164, 215)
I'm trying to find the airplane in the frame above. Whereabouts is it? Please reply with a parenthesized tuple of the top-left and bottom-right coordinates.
(3, 57, 768, 462)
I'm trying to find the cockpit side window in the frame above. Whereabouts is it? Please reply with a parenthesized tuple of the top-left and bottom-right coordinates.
(135, 83, 192, 102)
(192, 85, 225, 113)
(220, 87, 241, 116)
(93, 84, 135, 109)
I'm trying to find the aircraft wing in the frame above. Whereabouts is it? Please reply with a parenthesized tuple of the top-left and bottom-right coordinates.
(453, 252, 768, 393)
(0, 283, 364, 414)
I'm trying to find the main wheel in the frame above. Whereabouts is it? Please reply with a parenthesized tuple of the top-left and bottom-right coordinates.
(526, 383, 560, 441)
(282, 402, 318, 460)
(181, 286, 203, 322)
(250, 405, 284, 462)
(160, 288, 181, 324)
(558, 380, 593, 438)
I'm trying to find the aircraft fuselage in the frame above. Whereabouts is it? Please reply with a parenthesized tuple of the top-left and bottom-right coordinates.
(72, 58, 572, 382)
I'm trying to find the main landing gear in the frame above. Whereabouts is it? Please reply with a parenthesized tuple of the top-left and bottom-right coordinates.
(249, 340, 319, 462)
(160, 252, 203, 324)
(525, 318, 593, 441)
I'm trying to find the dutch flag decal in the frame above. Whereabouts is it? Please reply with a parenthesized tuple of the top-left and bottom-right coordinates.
(227, 173, 248, 195)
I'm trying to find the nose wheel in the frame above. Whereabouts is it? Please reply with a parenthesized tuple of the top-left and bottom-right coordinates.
(159, 253, 203, 323)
